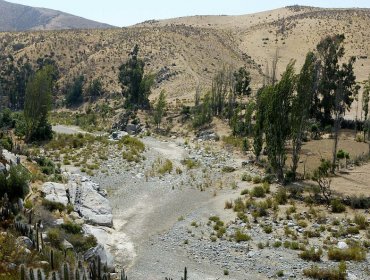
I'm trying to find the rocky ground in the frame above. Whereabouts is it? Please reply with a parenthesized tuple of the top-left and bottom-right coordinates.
(45, 126, 370, 279)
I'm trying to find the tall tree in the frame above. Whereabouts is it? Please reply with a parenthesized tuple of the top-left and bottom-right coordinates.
(24, 65, 54, 142)
(253, 87, 269, 161)
(153, 90, 167, 129)
(66, 75, 84, 107)
(265, 61, 296, 183)
(291, 52, 317, 179)
(363, 75, 370, 139)
(119, 45, 153, 109)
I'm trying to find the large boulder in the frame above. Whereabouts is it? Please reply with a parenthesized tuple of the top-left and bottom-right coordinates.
(41, 182, 69, 206)
(16, 236, 33, 249)
(84, 244, 114, 271)
(68, 174, 113, 227)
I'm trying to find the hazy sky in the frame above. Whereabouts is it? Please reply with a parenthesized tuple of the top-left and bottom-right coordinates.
(6, 0, 370, 27)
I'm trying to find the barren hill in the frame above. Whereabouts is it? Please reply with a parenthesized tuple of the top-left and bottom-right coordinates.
(0, 0, 114, 31)
(1, 6, 370, 112)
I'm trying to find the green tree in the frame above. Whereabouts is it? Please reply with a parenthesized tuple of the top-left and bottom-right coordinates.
(316, 34, 356, 125)
(265, 61, 296, 183)
(253, 87, 269, 161)
(153, 90, 167, 129)
(363, 75, 370, 139)
(87, 78, 103, 100)
(291, 52, 317, 179)
(66, 75, 84, 107)
(24, 65, 54, 142)
(119, 45, 153, 109)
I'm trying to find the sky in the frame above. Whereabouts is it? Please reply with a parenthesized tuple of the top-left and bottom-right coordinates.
(6, 0, 370, 27)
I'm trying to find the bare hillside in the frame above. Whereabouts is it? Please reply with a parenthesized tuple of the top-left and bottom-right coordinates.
(0, 0, 114, 31)
(1, 6, 370, 111)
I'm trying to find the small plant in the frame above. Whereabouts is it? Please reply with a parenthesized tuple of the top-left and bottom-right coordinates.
(354, 213, 368, 229)
(276, 270, 284, 277)
(234, 230, 251, 242)
(274, 188, 288, 204)
(241, 173, 252, 182)
(303, 262, 346, 280)
(240, 189, 249, 196)
(223, 269, 229, 276)
(158, 159, 173, 175)
(328, 246, 366, 261)
(251, 186, 265, 198)
(252, 176, 262, 184)
(331, 199, 346, 213)
(299, 247, 323, 262)
(273, 241, 282, 248)
(222, 166, 235, 173)
(224, 200, 233, 209)
(263, 225, 273, 234)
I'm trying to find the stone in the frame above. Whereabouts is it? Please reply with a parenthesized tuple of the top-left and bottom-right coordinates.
(84, 244, 114, 271)
(2, 149, 17, 166)
(62, 239, 74, 250)
(16, 236, 33, 249)
(337, 241, 349, 249)
(41, 182, 69, 206)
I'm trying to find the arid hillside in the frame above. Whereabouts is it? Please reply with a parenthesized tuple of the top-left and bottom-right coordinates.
(1, 5, 370, 109)
(0, 0, 114, 31)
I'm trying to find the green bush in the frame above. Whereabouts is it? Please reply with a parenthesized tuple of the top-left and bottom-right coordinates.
(68, 234, 97, 252)
(331, 199, 346, 213)
(328, 246, 366, 261)
(241, 173, 252, 182)
(251, 186, 265, 198)
(222, 166, 236, 173)
(234, 230, 251, 242)
(47, 228, 63, 248)
(354, 213, 368, 229)
(252, 176, 262, 184)
(0, 165, 29, 202)
(303, 262, 346, 280)
(61, 221, 82, 234)
(181, 158, 200, 169)
(299, 247, 323, 262)
(158, 159, 173, 175)
(274, 188, 288, 205)
(42, 199, 66, 212)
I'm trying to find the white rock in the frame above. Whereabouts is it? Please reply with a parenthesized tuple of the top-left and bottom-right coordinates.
(337, 241, 349, 250)
(41, 182, 69, 206)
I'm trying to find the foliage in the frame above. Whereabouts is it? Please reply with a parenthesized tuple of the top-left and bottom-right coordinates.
(192, 93, 213, 128)
(291, 52, 317, 179)
(264, 61, 295, 182)
(66, 75, 84, 107)
(299, 247, 323, 262)
(24, 65, 54, 142)
(153, 90, 167, 129)
(328, 246, 366, 261)
(312, 159, 333, 205)
(0, 165, 29, 202)
(303, 262, 347, 280)
(86, 78, 103, 100)
(119, 45, 153, 109)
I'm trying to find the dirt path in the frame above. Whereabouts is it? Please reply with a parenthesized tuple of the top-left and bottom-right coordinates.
(91, 136, 265, 279)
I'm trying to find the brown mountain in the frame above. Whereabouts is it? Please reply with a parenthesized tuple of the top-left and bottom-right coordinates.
(0, 6, 369, 116)
(0, 0, 114, 31)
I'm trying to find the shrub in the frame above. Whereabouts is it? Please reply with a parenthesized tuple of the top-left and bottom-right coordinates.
(47, 228, 63, 248)
(263, 225, 272, 234)
(331, 199, 346, 213)
(273, 241, 282, 248)
(251, 186, 265, 198)
(234, 230, 251, 242)
(241, 173, 252, 182)
(68, 234, 97, 252)
(303, 262, 346, 280)
(0, 165, 30, 202)
(61, 221, 82, 234)
(348, 195, 370, 209)
(158, 159, 173, 175)
(222, 166, 235, 173)
(42, 199, 66, 212)
(233, 198, 246, 212)
(240, 189, 249, 195)
(328, 246, 366, 261)
(274, 188, 288, 205)
(299, 247, 323, 262)
(237, 212, 249, 223)
(252, 176, 262, 184)
(181, 158, 200, 169)
(353, 213, 368, 229)
(224, 200, 233, 209)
